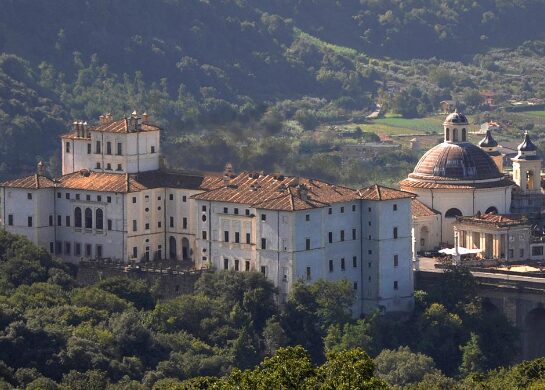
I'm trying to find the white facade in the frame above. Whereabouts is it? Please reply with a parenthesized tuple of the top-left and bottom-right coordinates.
(1, 113, 415, 316)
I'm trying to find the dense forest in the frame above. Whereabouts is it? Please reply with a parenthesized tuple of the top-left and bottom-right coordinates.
(0, 230, 541, 389)
(1, 0, 545, 183)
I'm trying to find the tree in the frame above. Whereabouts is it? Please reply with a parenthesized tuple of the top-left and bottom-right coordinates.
(96, 278, 155, 310)
(459, 333, 487, 377)
(374, 346, 438, 387)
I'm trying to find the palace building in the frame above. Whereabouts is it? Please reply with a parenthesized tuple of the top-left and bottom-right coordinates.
(402, 110, 545, 262)
(0, 112, 415, 315)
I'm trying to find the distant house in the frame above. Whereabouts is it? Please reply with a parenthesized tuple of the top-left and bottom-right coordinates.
(480, 91, 497, 106)
(439, 100, 455, 114)
(478, 121, 502, 134)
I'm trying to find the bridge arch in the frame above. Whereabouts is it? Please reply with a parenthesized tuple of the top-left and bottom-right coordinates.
(524, 307, 545, 360)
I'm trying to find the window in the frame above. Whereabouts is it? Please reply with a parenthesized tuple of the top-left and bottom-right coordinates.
(234, 259, 240, 271)
(305, 214, 310, 221)
(65, 242, 71, 255)
(352, 204, 356, 212)
(132, 247, 138, 258)
(340, 206, 345, 213)
(394, 281, 399, 290)
(107, 219, 112, 231)
(235, 232, 240, 243)
(145, 223, 150, 230)
(245, 260, 250, 271)
(132, 197, 137, 204)
(509, 249, 514, 258)
(354, 282, 358, 290)
(352, 229, 356, 240)
(533, 246, 544, 256)
(183, 196, 187, 202)
(85, 244, 92, 257)
(27, 216, 33, 227)
(86, 195, 91, 201)
(202, 205, 207, 212)
(246, 233, 251, 244)
(305, 238, 311, 250)
(169, 194, 174, 201)
(329, 260, 334, 272)
(132, 220, 137, 232)
(106, 142, 112, 155)
(87, 143, 91, 154)
(151, 146, 156, 153)
(394, 255, 399, 267)
(445, 208, 462, 218)
(261, 238, 267, 250)
(116, 164, 122, 171)
(66, 193, 71, 200)
(74, 207, 82, 228)
(95, 209, 103, 230)
(260, 266, 267, 276)
(27, 193, 32, 200)
(340, 230, 345, 242)
(520, 249, 525, 258)
(97, 195, 101, 202)
(85, 208, 92, 229)
(224, 258, 229, 270)
(368, 250, 372, 255)
(261, 214, 267, 221)
(49, 215, 53, 226)
(95, 141, 101, 154)
(393, 227, 398, 239)
(234, 208, 239, 215)
(183, 217, 187, 229)
(106, 163, 112, 170)
(368, 207, 371, 212)
(8, 215, 13, 226)
(341, 258, 345, 270)
(96, 245, 103, 258)
(328, 232, 333, 243)
(306, 267, 312, 281)
(368, 262, 371, 268)
(202, 231, 207, 240)
(224, 231, 229, 242)
(76, 194, 80, 200)
(169, 216, 174, 228)
(107, 196, 111, 203)
(393, 204, 398, 211)
(57, 215, 62, 226)
(65, 142, 70, 153)
(55, 241, 62, 254)
(223, 207, 228, 214)
(57, 193, 61, 199)
(117, 143, 122, 155)
(75, 243, 81, 256)
(353, 256, 357, 268)
(245, 209, 250, 216)
(328, 207, 332, 215)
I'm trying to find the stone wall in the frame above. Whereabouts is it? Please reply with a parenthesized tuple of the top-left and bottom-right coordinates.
(77, 261, 207, 299)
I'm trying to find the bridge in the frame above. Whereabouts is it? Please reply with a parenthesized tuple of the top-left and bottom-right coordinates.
(415, 259, 545, 361)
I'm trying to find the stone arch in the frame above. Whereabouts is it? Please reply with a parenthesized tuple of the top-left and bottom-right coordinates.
(420, 226, 429, 249)
(462, 128, 467, 142)
(445, 208, 462, 218)
(485, 206, 498, 215)
(84, 208, 92, 229)
(182, 237, 190, 260)
(169, 236, 177, 260)
(524, 307, 545, 359)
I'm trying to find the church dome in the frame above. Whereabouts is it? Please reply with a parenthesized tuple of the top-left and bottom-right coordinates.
(478, 130, 498, 148)
(410, 142, 503, 181)
(443, 110, 468, 125)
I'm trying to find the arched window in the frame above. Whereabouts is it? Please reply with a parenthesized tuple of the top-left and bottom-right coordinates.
(85, 208, 92, 229)
(74, 207, 82, 228)
(445, 128, 450, 141)
(95, 209, 103, 230)
(169, 236, 177, 260)
(462, 128, 467, 142)
(445, 208, 462, 218)
(453, 128, 458, 142)
(485, 206, 498, 214)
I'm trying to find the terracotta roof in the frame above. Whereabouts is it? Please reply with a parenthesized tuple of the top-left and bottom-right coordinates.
(58, 171, 132, 192)
(62, 119, 160, 138)
(1, 174, 55, 189)
(411, 199, 440, 218)
(455, 213, 528, 228)
(358, 184, 415, 201)
(192, 173, 359, 211)
(400, 177, 514, 190)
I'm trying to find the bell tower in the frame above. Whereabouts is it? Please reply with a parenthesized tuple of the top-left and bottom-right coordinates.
(443, 109, 469, 143)
(478, 130, 503, 172)
(512, 132, 541, 193)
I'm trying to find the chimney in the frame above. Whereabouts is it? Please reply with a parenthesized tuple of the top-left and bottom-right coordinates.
(73, 121, 80, 137)
(299, 184, 309, 201)
(142, 112, 150, 122)
(129, 111, 141, 132)
(99, 115, 106, 125)
(106, 113, 113, 123)
(37, 161, 45, 176)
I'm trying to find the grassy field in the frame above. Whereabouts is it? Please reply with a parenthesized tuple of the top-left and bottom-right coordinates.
(517, 110, 545, 118)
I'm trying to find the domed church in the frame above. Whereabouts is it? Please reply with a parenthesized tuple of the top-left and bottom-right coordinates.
(401, 111, 544, 257)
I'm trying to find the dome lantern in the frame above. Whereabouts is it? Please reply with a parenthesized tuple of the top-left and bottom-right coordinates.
(443, 109, 469, 143)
